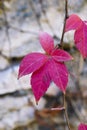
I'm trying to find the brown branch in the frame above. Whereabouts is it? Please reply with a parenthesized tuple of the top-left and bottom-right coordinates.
(60, 0, 68, 48)
(63, 94, 71, 130)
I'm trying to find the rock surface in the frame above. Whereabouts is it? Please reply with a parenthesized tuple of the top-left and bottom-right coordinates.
(0, 0, 87, 130)
(0, 94, 47, 130)
(0, 95, 35, 130)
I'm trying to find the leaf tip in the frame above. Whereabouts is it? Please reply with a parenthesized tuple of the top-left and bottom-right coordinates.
(17, 74, 20, 80)
(63, 91, 66, 95)
(39, 31, 46, 39)
(18, 71, 21, 80)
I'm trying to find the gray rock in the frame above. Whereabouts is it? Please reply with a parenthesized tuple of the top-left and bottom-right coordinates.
(0, 122, 5, 130)
(0, 93, 47, 130)
(0, 65, 30, 94)
(0, 95, 36, 130)
(68, 0, 85, 12)
(0, 56, 10, 70)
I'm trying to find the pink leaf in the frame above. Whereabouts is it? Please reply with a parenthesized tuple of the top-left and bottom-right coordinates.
(65, 14, 82, 32)
(39, 32, 54, 54)
(78, 123, 87, 130)
(31, 62, 51, 102)
(51, 49, 73, 62)
(18, 53, 48, 78)
(74, 22, 87, 58)
(48, 59, 68, 93)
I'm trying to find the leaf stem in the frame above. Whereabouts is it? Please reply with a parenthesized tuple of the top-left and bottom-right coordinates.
(63, 93, 71, 130)
(60, 0, 68, 48)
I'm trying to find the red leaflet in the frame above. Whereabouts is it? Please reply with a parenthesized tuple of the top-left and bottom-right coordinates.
(18, 32, 73, 102)
(31, 61, 51, 102)
(47, 59, 68, 93)
(74, 22, 87, 58)
(39, 32, 54, 54)
(51, 49, 73, 62)
(65, 14, 82, 32)
(18, 53, 48, 79)
(78, 123, 87, 130)
(65, 14, 87, 58)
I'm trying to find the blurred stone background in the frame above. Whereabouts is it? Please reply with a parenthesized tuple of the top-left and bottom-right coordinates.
(0, 0, 87, 130)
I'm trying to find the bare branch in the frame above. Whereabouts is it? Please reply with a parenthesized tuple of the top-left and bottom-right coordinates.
(60, 0, 69, 48)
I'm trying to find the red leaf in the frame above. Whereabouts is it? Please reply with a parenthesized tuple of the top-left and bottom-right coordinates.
(65, 14, 87, 58)
(65, 14, 82, 32)
(78, 123, 87, 130)
(39, 32, 54, 54)
(18, 32, 72, 102)
(51, 49, 73, 62)
(74, 22, 87, 58)
(48, 59, 68, 93)
(31, 61, 51, 102)
(18, 53, 48, 78)
(31, 58, 69, 101)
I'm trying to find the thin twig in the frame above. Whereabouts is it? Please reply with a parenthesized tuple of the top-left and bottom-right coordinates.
(51, 106, 65, 111)
(63, 94, 71, 130)
(58, 1, 71, 129)
(60, 0, 68, 48)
